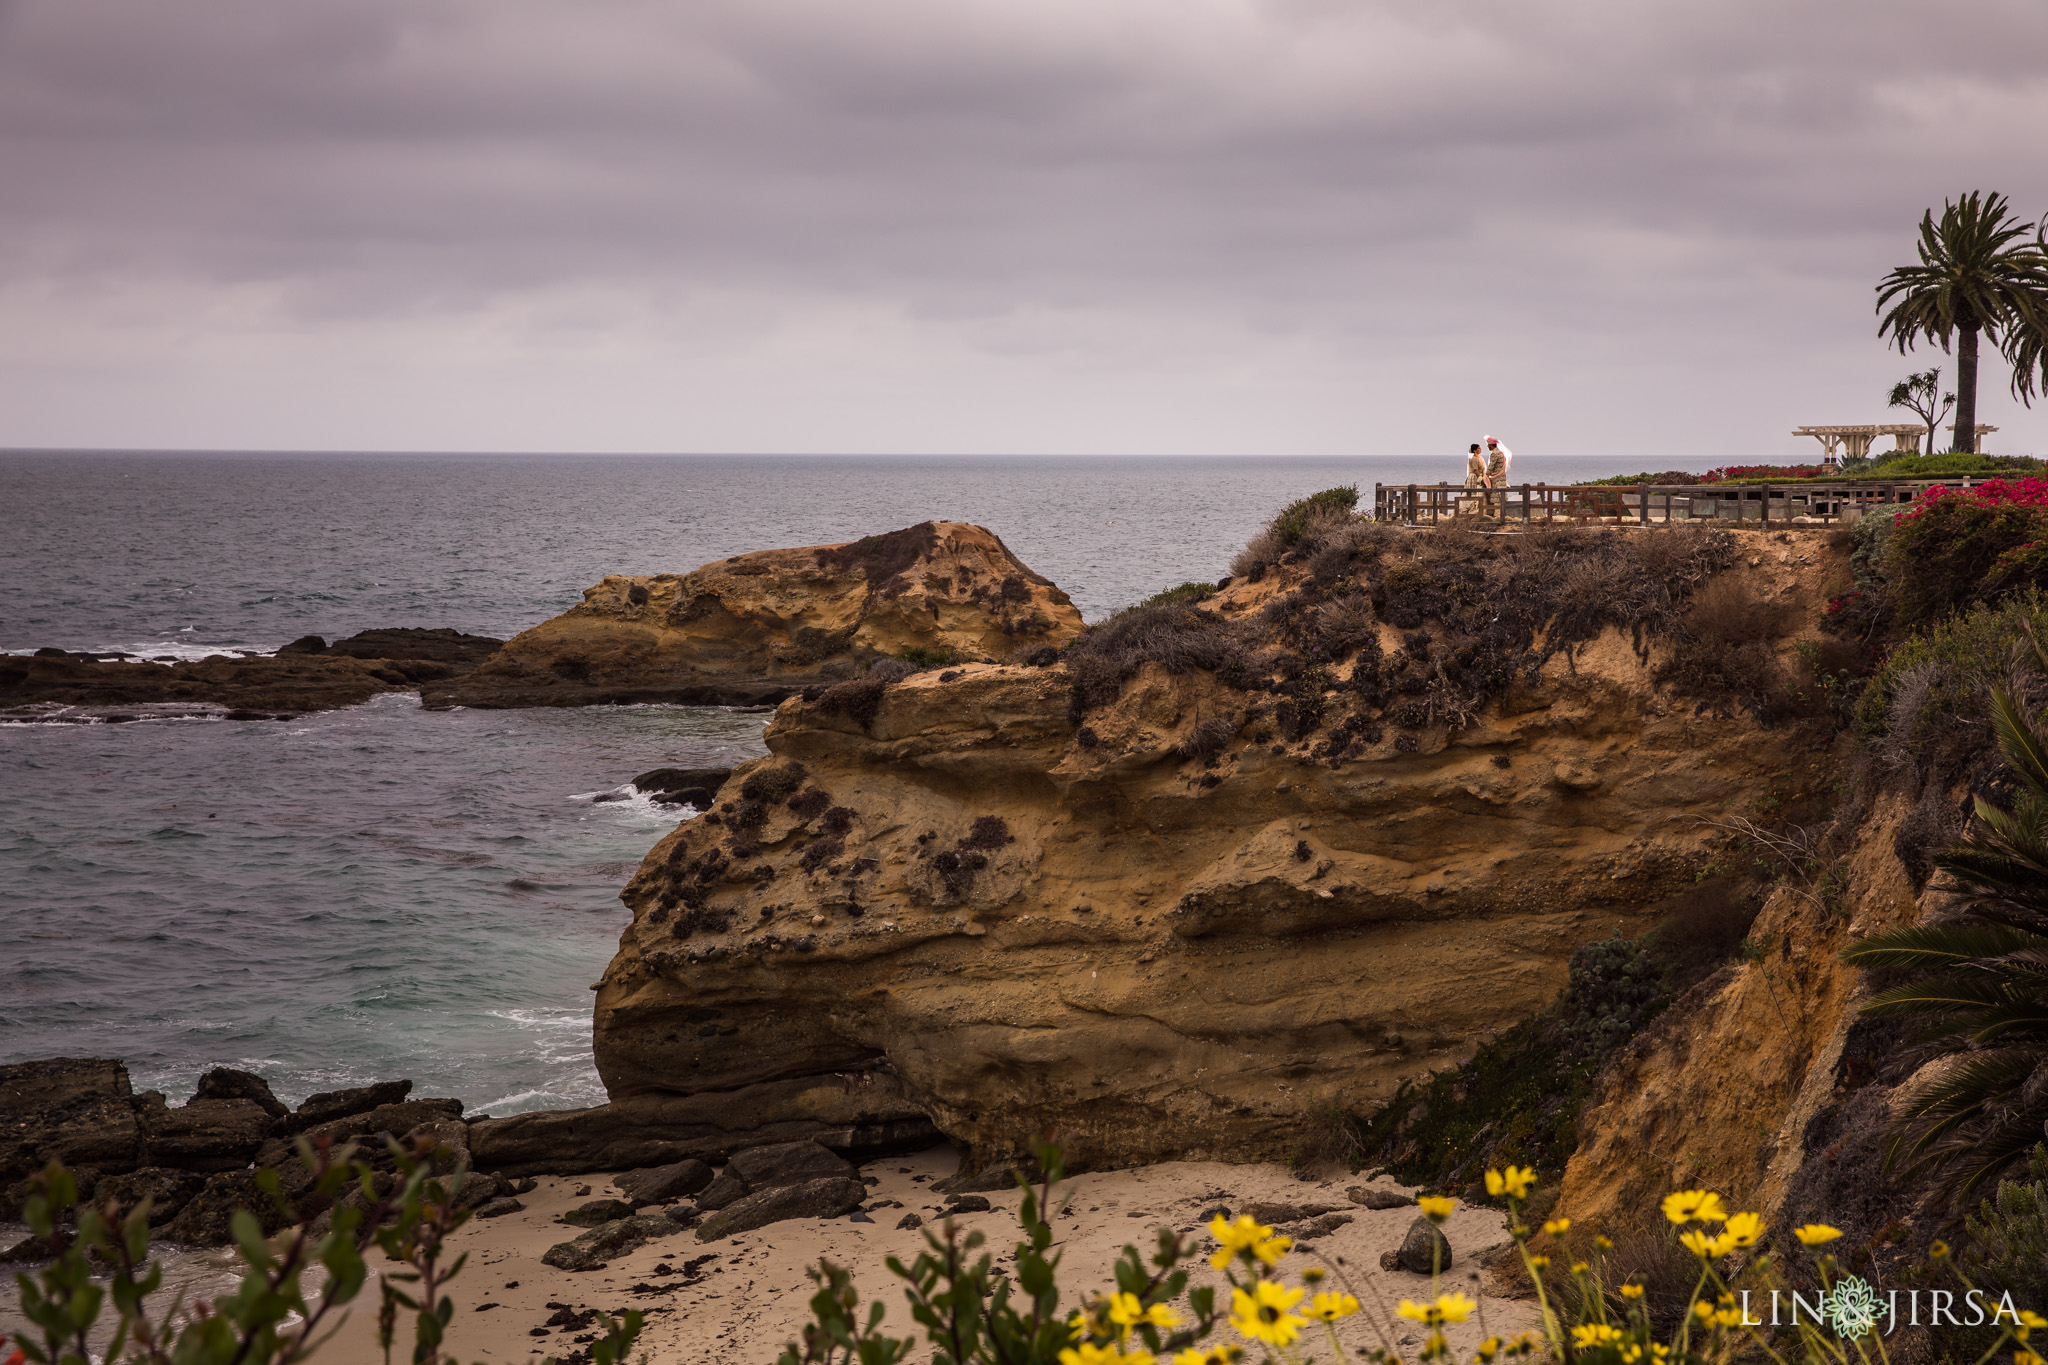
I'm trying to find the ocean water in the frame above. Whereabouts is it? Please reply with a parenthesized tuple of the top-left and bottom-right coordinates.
(0, 451, 1719, 1113)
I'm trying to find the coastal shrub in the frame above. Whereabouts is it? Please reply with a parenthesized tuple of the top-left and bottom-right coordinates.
(740, 763, 807, 803)
(1558, 935, 1664, 1061)
(814, 676, 889, 728)
(814, 521, 939, 582)
(1958, 1146, 2048, 1319)
(1061, 602, 1243, 719)
(1175, 713, 1239, 761)
(898, 644, 960, 669)
(999, 574, 1031, 604)
(4, 1144, 640, 1365)
(1589, 470, 1708, 486)
(787, 787, 832, 821)
(1229, 485, 1361, 580)
(820, 805, 857, 835)
(798, 834, 845, 872)
(959, 815, 1012, 851)
(1018, 643, 1061, 668)
(1138, 580, 1218, 609)
(1852, 591, 2048, 759)
(1866, 451, 2045, 480)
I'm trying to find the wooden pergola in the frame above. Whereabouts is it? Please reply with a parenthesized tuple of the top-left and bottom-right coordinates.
(1794, 423, 1998, 467)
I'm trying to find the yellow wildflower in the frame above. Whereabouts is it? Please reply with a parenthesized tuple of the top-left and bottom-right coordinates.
(1418, 1195, 1455, 1222)
(2024, 1312, 2048, 1330)
(1061, 1346, 1153, 1365)
(1620, 1282, 1646, 1300)
(1108, 1293, 1179, 1332)
(1932, 1240, 1950, 1259)
(1662, 1189, 1728, 1225)
(1723, 1211, 1764, 1247)
(1680, 1228, 1737, 1259)
(2016, 1352, 2043, 1365)
(1207, 1214, 1276, 1271)
(1424, 1330, 1448, 1358)
(1302, 1266, 1325, 1285)
(1596, 1234, 1614, 1250)
(1573, 1324, 1623, 1348)
(1305, 1291, 1362, 1322)
(1571, 1261, 1590, 1275)
(1543, 1218, 1571, 1237)
(1485, 1166, 1539, 1199)
(1251, 1232, 1293, 1266)
(1792, 1224, 1841, 1246)
(1397, 1292, 1476, 1326)
(1478, 1337, 1503, 1363)
(1529, 1255, 1550, 1270)
(1230, 1281, 1305, 1348)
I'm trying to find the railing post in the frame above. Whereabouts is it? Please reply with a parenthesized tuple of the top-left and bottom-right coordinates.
(1407, 483, 1417, 526)
(1520, 483, 1530, 523)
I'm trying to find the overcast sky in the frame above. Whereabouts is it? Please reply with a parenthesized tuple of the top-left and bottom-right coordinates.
(1, 0, 2044, 458)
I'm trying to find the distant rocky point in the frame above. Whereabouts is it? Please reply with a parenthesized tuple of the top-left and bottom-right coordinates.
(0, 628, 504, 718)
(425, 521, 1083, 709)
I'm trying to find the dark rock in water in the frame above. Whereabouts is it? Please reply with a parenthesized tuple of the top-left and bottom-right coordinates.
(281, 1079, 414, 1134)
(591, 791, 630, 803)
(94, 1168, 206, 1227)
(615, 1159, 714, 1205)
(276, 635, 328, 655)
(729, 1140, 854, 1190)
(1394, 1217, 1453, 1274)
(464, 1080, 937, 1178)
(695, 1177, 867, 1241)
(1351, 1187, 1416, 1210)
(541, 1215, 682, 1271)
(32, 647, 71, 658)
(144, 1098, 275, 1173)
(0, 1058, 146, 1184)
(632, 768, 733, 805)
(695, 1168, 749, 1212)
(162, 1170, 293, 1247)
(942, 1195, 991, 1214)
(322, 628, 505, 666)
(194, 1068, 289, 1119)
(563, 1198, 635, 1227)
(476, 1196, 525, 1219)
(0, 1230, 72, 1264)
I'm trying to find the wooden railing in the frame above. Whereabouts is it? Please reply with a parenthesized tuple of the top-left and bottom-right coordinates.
(1372, 479, 1978, 527)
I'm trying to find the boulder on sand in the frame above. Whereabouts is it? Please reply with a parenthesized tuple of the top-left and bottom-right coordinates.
(540, 1215, 683, 1272)
(695, 1177, 867, 1241)
(1394, 1217, 1454, 1274)
(614, 1159, 714, 1205)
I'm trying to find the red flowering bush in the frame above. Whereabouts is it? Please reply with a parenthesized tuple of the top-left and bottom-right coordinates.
(1884, 487, 2048, 627)
(1901, 476, 2048, 522)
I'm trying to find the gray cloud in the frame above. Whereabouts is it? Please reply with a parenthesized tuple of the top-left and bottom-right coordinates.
(0, 0, 2044, 455)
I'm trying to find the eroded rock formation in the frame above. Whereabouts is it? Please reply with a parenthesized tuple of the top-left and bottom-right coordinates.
(427, 521, 1082, 709)
(592, 528, 1851, 1171)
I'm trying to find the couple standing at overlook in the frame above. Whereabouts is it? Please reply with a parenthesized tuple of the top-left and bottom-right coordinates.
(1464, 435, 1513, 516)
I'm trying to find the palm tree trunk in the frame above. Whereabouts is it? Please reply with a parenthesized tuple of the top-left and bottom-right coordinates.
(1955, 324, 1980, 453)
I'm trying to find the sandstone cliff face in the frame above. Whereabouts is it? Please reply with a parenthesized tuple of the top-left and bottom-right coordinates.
(1558, 785, 1936, 1230)
(428, 522, 1081, 709)
(593, 531, 1850, 1171)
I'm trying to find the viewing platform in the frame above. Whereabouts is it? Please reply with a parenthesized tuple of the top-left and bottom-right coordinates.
(1373, 478, 1992, 527)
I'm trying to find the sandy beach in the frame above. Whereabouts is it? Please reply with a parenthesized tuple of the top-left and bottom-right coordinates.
(308, 1147, 1539, 1363)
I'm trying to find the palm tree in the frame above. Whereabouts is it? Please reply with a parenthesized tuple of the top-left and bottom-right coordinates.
(1876, 192, 2048, 453)
(2007, 218, 2048, 408)
(1842, 669, 2048, 1199)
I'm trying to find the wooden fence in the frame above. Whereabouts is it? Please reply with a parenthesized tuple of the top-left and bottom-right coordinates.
(1372, 479, 1975, 527)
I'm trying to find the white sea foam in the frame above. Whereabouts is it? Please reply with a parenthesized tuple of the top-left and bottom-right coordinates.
(568, 783, 697, 822)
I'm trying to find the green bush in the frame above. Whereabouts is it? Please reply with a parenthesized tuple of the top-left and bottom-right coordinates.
(1270, 486, 1359, 548)
(3, 1141, 637, 1365)
(1853, 589, 2048, 741)
(899, 645, 962, 669)
(1136, 581, 1217, 609)
(1863, 452, 2045, 480)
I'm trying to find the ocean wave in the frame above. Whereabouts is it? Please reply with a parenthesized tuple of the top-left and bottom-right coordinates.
(568, 783, 697, 823)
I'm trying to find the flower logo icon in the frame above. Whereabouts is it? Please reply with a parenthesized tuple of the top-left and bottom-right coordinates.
(1826, 1276, 1883, 1338)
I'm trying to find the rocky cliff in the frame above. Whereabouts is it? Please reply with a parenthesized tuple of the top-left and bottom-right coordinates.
(591, 524, 1851, 1172)
(427, 521, 1082, 709)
